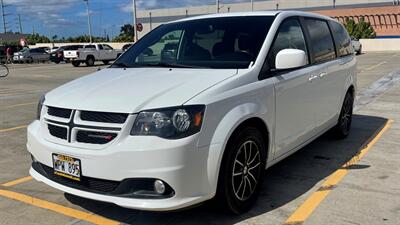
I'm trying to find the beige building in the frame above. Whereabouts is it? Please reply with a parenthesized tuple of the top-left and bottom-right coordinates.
(135, 0, 397, 38)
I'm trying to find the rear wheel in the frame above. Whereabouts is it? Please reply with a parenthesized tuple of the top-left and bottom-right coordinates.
(72, 61, 80, 67)
(332, 90, 354, 138)
(215, 126, 266, 214)
(85, 57, 95, 66)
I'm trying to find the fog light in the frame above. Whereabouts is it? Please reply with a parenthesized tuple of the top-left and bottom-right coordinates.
(154, 180, 165, 194)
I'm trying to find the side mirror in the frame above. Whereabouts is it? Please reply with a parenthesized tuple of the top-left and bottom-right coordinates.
(275, 49, 307, 70)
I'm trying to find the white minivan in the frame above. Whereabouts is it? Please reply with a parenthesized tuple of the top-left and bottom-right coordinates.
(28, 11, 356, 214)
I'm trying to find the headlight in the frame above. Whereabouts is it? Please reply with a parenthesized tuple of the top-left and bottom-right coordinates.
(37, 95, 45, 120)
(131, 105, 205, 139)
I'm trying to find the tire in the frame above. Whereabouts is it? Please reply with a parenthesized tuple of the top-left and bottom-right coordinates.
(54, 61, 60, 64)
(85, 57, 95, 67)
(215, 126, 266, 214)
(102, 60, 109, 65)
(72, 61, 80, 67)
(331, 90, 354, 139)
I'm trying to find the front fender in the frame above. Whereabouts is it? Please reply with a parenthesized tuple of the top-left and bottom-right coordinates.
(205, 102, 270, 195)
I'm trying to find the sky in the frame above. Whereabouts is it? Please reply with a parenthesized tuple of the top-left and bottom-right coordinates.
(2, 0, 256, 39)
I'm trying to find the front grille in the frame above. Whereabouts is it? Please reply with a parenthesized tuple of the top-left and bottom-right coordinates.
(33, 162, 120, 194)
(48, 124, 67, 140)
(76, 131, 117, 144)
(80, 111, 128, 124)
(45, 107, 125, 145)
(48, 107, 72, 119)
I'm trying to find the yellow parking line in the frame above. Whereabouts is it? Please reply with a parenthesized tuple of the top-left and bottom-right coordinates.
(2, 176, 32, 187)
(0, 125, 27, 133)
(4, 102, 36, 109)
(0, 189, 120, 225)
(284, 119, 393, 225)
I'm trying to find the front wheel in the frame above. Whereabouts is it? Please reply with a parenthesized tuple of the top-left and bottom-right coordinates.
(85, 57, 95, 67)
(331, 91, 354, 138)
(215, 127, 266, 214)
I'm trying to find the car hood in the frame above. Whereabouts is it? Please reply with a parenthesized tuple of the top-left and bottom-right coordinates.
(45, 67, 237, 113)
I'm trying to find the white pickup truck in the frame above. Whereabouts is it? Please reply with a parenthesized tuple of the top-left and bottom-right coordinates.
(63, 43, 123, 67)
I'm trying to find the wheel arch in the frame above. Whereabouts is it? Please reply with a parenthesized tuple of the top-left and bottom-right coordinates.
(86, 55, 95, 60)
(205, 103, 271, 197)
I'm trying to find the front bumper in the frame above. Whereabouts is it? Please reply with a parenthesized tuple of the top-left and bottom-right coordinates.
(27, 120, 215, 211)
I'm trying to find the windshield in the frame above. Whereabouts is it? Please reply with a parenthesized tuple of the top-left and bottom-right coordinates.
(113, 16, 275, 69)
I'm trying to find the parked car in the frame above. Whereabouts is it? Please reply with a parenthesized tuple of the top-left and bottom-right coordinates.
(50, 45, 83, 64)
(50, 47, 59, 53)
(28, 11, 356, 214)
(351, 37, 362, 55)
(13, 48, 50, 63)
(63, 43, 123, 67)
(122, 43, 133, 51)
(37, 46, 51, 54)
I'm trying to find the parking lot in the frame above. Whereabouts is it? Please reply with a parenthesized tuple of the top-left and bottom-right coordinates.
(0, 53, 399, 225)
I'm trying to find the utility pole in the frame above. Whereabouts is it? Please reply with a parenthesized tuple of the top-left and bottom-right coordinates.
(18, 14, 22, 33)
(216, 0, 220, 13)
(1, 0, 6, 33)
(251, 0, 254, 11)
(149, 12, 152, 30)
(83, 0, 92, 43)
(132, 0, 138, 42)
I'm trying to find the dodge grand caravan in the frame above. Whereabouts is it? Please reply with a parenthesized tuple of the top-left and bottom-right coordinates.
(28, 11, 356, 213)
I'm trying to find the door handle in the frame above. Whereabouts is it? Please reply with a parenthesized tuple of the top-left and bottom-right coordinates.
(319, 72, 328, 78)
(308, 75, 318, 82)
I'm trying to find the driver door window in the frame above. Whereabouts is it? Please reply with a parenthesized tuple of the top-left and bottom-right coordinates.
(267, 18, 308, 70)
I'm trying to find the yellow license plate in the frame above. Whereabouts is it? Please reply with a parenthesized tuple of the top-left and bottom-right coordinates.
(52, 154, 81, 181)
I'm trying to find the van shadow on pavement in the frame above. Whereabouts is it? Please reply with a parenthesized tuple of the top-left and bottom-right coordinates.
(65, 114, 388, 225)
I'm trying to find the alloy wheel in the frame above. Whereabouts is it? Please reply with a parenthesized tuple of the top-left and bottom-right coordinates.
(340, 94, 353, 134)
(232, 140, 261, 201)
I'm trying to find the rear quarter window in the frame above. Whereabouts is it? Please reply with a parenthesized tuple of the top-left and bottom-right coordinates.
(329, 21, 354, 57)
(304, 18, 336, 63)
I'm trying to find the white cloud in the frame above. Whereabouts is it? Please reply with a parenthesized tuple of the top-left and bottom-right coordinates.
(5, 0, 80, 28)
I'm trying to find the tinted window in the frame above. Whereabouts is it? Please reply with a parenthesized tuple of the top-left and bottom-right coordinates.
(113, 16, 275, 69)
(103, 44, 113, 50)
(85, 45, 96, 49)
(267, 18, 308, 70)
(304, 18, 336, 63)
(329, 21, 353, 57)
(65, 45, 83, 50)
(98, 45, 103, 50)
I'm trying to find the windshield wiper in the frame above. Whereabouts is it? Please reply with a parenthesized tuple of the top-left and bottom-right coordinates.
(142, 62, 198, 68)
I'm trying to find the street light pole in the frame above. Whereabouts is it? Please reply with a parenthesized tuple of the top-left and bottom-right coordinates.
(132, 0, 138, 42)
(83, 0, 92, 43)
(251, 0, 254, 11)
(216, 0, 219, 13)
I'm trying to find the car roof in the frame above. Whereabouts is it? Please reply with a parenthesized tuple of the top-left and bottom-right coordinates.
(168, 10, 335, 24)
